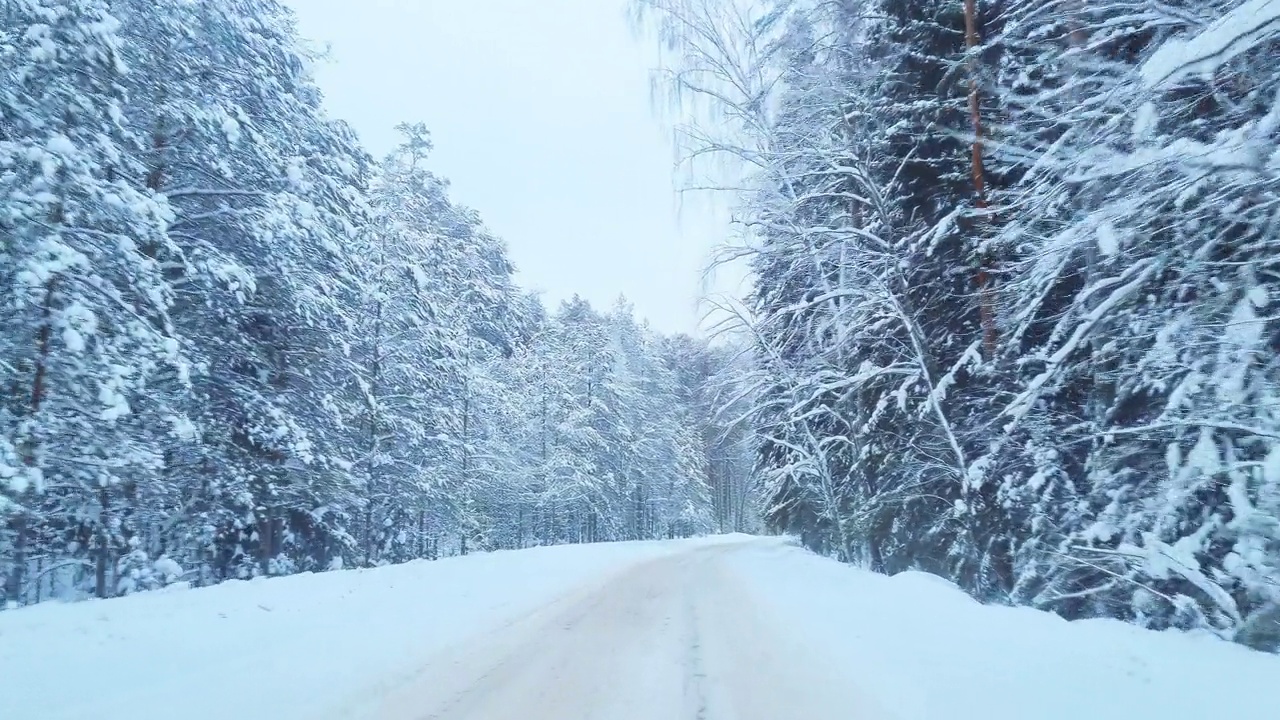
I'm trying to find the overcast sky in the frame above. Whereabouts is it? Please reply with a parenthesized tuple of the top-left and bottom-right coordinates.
(285, 0, 735, 335)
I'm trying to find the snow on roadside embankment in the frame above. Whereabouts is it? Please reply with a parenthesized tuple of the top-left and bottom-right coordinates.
(729, 539, 1280, 720)
(0, 538, 697, 720)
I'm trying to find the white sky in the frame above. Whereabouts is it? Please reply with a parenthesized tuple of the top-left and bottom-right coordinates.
(285, 0, 736, 335)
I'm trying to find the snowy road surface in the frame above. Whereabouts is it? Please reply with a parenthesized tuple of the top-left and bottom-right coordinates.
(4, 535, 1280, 720)
(362, 542, 882, 720)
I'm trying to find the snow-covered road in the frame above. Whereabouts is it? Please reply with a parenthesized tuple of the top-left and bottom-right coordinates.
(361, 542, 883, 720)
(4, 535, 1279, 720)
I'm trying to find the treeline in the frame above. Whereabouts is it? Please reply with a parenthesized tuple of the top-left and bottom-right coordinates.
(0, 0, 754, 606)
(637, 0, 1280, 649)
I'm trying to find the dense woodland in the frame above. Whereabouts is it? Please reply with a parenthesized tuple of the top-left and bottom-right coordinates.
(0, 0, 756, 607)
(5, 0, 1280, 658)
(636, 0, 1280, 649)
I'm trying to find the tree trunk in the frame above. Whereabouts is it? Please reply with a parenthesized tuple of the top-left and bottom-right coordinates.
(6, 280, 59, 606)
(258, 513, 274, 575)
(964, 0, 998, 358)
(30, 282, 55, 415)
(5, 505, 29, 605)
(363, 503, 375, 567)
(95, 486, 111, 599)
(418, 509, 427, 558)
(33, 555, 43, 603)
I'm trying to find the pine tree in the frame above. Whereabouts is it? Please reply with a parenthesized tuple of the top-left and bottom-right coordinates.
(990, 0, 1280, 642)
(1, 0, 188, 602)
(109, 0, 373, 578)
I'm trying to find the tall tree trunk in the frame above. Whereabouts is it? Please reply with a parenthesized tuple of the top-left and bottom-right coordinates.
(363, 503, 375, 566)
(964, 0, 998, 358)
(96, 487, 110, 599)
(30, 281, 55, 416)
(418, 509, 427, 558)
(258, 513, 274, 575)
(5, 508, 28, 605)
(6, 281, 59, 604)
(366, 295, 383, 567)
(868, 536, 886, 574)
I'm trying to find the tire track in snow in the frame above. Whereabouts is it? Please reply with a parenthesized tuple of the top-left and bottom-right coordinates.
(683, 581, 710, 720)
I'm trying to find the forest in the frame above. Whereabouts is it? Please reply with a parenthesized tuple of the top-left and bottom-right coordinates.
(635, 0, 1280, 649)
(4, 0, 1280, 655)
(0, 0, 755, 607)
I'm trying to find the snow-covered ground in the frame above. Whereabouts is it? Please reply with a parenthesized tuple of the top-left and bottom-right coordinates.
(0, 539, 693, 720)
(729, 540, 1280, 720)
(2, 535, 1278, 720)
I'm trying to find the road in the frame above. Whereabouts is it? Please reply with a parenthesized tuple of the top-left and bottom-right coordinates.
(364, 543, 884, 720)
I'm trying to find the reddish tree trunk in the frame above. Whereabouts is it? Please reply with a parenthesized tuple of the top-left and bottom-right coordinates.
(964, 0, 998, 358)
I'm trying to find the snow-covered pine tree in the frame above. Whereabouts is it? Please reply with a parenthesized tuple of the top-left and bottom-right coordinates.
(344, 124, 456, 566)
(110, 0, 372, 579)
(0, 0, 188, 603)
(342, 121, 521, 563)
(990, 0, 1280, 645)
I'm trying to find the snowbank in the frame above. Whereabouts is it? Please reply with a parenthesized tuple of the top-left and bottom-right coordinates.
(728, 539, 1280, 720)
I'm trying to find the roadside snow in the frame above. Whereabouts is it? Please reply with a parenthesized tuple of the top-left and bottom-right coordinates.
(2, 535, 1278, 720)
(728, 539, 1280, 720)
(0, 539, 691, 720)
